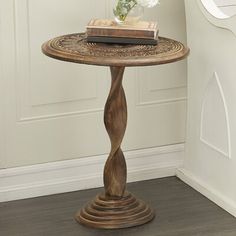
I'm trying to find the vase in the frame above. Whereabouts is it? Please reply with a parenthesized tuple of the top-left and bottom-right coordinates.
(113, 0, 144, 25)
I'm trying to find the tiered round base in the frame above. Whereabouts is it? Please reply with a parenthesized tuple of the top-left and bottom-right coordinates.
(75, 191, 155, 229)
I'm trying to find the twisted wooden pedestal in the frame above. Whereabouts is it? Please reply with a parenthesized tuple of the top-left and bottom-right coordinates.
(42, 33, 189, 230)
(75, 66, 154, 229)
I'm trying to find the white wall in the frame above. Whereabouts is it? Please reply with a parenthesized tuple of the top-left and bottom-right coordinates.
(178, 0, 236, 216)
(0, 0, 187, 201)
(0, 0, 187, 168)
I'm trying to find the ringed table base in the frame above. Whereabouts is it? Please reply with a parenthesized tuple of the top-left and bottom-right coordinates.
(42, 33, 189, 229)
(76, 66, 154, 229)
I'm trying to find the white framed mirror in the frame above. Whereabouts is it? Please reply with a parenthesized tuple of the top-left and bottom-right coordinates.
(198, 0, 236, 36)
(201, 0, 236, 18)
(214, 0, 236, 17)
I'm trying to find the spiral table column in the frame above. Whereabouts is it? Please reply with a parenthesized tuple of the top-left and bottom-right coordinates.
(43, 33, 189, 230)
(76, 67, 155, 229)
(104, 66, 127, 198)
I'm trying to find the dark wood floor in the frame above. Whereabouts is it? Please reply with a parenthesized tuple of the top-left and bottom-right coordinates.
(1, 177, 236, 236)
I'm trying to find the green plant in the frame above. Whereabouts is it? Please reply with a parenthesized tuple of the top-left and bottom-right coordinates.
(113, 0, 138, 22)
(113, 0, 160, 22)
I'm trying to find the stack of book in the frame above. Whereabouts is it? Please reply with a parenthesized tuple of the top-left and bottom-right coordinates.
(86, 19, 159, 45)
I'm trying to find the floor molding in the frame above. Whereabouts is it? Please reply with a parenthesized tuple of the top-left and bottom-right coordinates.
(176, 168, 236, 217)
(0, 144, 184, 202)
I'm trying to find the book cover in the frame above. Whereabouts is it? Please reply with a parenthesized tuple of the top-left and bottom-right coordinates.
(86, 36, 158, 45)
(86, 19, 158, 39)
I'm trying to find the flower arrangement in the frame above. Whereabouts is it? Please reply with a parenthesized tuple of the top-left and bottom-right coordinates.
(113, 0, 160, 23)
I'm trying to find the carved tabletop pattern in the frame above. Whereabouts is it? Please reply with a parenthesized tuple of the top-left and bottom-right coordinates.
(42, 33, 189, 67)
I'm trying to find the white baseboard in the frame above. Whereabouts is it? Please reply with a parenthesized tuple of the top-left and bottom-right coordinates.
(0, 144, 184, 202)
(176, 168, 236, 217)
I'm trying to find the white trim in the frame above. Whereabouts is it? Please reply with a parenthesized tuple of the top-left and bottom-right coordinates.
(201, 0, 229, 19)
(176, 168, 236, 217)
(0, 144, 184, 202)
(197, 0, 236, 37)
(200, 72, 231, 158)
(0, 1, 12, 168)
(0, 6, 4, 168)
(137, 97, 187, 107)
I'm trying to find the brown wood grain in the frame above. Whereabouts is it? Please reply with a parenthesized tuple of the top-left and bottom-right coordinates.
(1, 177, 236, 235)
(103, 66, 127, 198)
(41, 33, 190, 229)
(42, 33, 189, 67)
(75, 66, 155, 229)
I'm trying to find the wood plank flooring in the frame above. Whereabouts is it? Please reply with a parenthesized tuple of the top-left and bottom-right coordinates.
(0, 177, 236, 236)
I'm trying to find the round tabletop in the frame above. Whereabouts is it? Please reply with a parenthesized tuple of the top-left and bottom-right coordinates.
(42, 33, 189, 67)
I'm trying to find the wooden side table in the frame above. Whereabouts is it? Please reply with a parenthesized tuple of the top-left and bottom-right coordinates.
(42, 33, 189, 229)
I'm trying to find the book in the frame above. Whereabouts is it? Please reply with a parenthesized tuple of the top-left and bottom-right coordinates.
(86, 19, 158, 39)
(86, 35, 158, 45)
